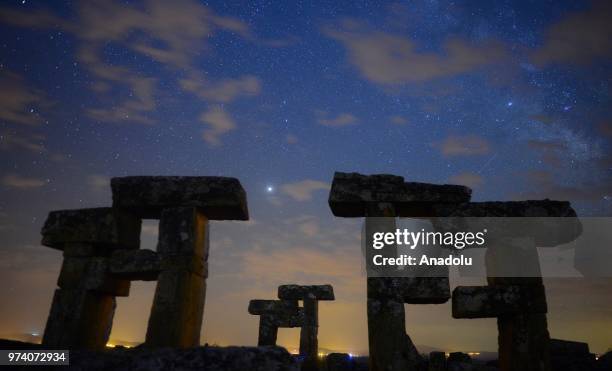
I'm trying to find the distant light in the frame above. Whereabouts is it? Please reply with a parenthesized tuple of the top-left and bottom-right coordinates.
(507, 101, 513, 107)
(31, 332, 39, 337)
(266, 186, 274, 193)
(348, 353, 353, 358)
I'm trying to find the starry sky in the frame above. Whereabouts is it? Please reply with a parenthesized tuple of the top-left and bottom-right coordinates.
(0, 0, 611, 355)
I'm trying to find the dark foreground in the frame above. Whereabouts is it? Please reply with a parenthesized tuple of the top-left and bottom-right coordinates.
(0, 339, 610, 371)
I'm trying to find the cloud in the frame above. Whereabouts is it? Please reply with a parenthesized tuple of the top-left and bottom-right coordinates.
(286, 134, 298, 144)
(0, 71, 47, 126)
(598, 121, 612, 137)
(87, 174, 110, 192)
(389, 115, 408, 125)
(316, 111, 358, 127)
(449, 172, 483, 188)
(323, 20, 506, 85)
(532, 1, 612, 66)
(1, 174, 46, 189)
(180, 73, 261, 103)
(0, 130, 45, 153)
(527, 139, 568, 167)
(200, 106, 236, 146)
(281, 180, 330, 201)
(0, 0, 255, 124)
(433, 135, 490, 156)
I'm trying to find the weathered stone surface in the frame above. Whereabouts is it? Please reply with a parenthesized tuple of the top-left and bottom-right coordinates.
(428, 351, 446, 371)
(157, 207, 209, 258)
(58, 257, 130, 296)
(367, 277, 450, 304)
(277, 284, 335, 300)
(111, 176, 249, 220)
(43, 289, 116, 350)
(432, 200, 582, 246)
(452, 285, 547, 319)
(145, 269, 206, 347)
(64, 345, 298, 371)
(329, 172, 471, 217)
(41, 208, 141, 250)
(249, 299, 303, 346)
(248, 299, 299, 315)
(109, 249, 161, 281)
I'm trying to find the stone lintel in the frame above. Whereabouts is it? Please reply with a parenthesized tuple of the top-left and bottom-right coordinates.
(58, 257, 130, 296)
(248, 299, 298, 315)
(109, 249, 161, 281)
(367, 277, 450, 304)
(41, 208, 141, 251)
(452, 285, 547, 319)
(328, 172, 471, 217)
(277, 284, 335, 301)
(111, 176, 249, 220)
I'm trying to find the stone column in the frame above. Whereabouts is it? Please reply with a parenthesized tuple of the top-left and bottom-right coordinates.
(145, 207, 209, 347)
(248, 299, 303, 346)
(111, 176, 249, 348)
(328, 172, 471, 371)
(40, 208, 140, 350)
(446, 200, 582, 371)
(278, 284, 335, 371)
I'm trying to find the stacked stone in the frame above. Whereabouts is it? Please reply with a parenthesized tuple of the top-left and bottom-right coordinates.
(441, 201, 581, 371)
(278, 284, 335, 371)
(41, 176, 249, 350)
(248, 299, 304, 346)
(41, 208, 140, 350)
(328, 172, 471, 371)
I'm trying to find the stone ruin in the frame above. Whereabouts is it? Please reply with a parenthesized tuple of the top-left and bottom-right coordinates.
(327, 171, 582, 371)
(249, 284, 335, 369)
(40, 176, 249, 350)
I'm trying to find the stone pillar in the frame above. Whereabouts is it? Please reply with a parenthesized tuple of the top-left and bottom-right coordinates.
(145, 207, 208, 347)
(248, 299, 303, 346)
(40, 208, 140, 350)
(446, 200, 582, 371)
(111, 176, 249, 348)
(328, 172, 471, 371)
(278, 284, 335, 371)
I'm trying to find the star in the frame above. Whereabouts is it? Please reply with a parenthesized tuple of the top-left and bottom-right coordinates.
(266, 185, 274, 193)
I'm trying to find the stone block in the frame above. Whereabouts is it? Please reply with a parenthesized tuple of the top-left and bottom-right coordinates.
(157, 207, 209, 259)
(145, 269, 206, 347)
(329, 172, 471, 217)
(277, 284, 335, 301)
(248, 299, 298, 315)
(41, 208, 141, 251)
(109, 249, 161, 281)
(42, 288, 116, 350)
(452, 285, 547, 319)
(58, 257, 130, 296)
(367, 277, 450, 304)
(111, 176, 249, 220)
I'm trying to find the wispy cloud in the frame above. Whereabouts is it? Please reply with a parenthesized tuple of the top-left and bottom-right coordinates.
(0, 71, 47, 126)
(0, 130, 45, 153)
(1, 174, 47, 189)
(200, 106, 236, 146)
(449, 172, 483, 189)
(433, 135, 490, 156)
(281, 180, 330, 201)
(0, 0, 258, 126)
(532, 1, 612, 66)
(316, 111, 358, 127)
(323, 19, 506, 85)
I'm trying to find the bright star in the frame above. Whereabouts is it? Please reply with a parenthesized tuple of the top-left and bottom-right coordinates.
(507, 101, 513, 107)
(266, 186, 274, 193)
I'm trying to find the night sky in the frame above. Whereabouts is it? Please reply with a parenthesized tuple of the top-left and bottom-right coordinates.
(0, 0, 610, 355)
